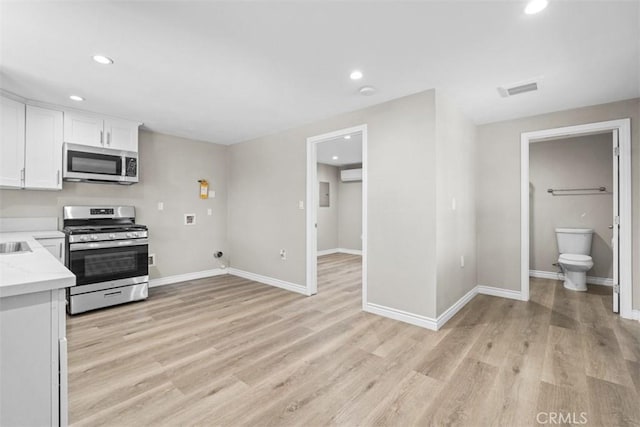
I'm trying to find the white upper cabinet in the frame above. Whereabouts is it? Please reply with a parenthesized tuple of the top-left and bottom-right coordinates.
(105, 118, 138, 152)
(0, 96, 26, 188)
(64, 112, 139, 152)
(25, 105, 63, 190)
(63, 112, 103, 147)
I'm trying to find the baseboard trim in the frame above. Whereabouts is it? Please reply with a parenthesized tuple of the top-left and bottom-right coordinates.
(149, 268, 227, 288)
(436, 287, 478, 329)
(317, 248, 363, 256)
(477, 285, 525, 301)
(529, 270, 613, 286)
(632, 310, 640, 322)
(364, 302, 438, 331)
(227, 268, 309, 296)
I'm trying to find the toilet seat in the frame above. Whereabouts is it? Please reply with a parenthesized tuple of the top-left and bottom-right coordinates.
(558, 253, 593, 268)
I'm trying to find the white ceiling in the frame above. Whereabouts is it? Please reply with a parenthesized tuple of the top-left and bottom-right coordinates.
(317, 133, 363, 167)
(1, 1, 638, 145)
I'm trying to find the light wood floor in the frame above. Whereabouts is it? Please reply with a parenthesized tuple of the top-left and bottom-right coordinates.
(68, 254, 640, 426)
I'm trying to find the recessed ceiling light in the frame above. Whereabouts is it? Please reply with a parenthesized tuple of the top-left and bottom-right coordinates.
(69, 95, 85, 101)
(350, 70, 363, 80)
(525, 0, 548, 14)
(359, 86, 376, 96)
(92, 55, 114, 65)
(332, 156, 339, 160)
(344, 135, 351, 140)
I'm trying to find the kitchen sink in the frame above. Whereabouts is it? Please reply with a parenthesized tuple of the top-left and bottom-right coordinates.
(0, 241, 32, 254)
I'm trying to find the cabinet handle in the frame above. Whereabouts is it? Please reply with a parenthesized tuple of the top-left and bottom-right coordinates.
(57, 170, 60, 185)
(20, 168, 25, 184)
(100, 130, 104, 145)
(107, 132, 111, 146)
(59, 242, 62, 258)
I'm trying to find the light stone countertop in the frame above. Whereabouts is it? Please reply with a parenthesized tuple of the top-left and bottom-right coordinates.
(0, 231, 75, 298)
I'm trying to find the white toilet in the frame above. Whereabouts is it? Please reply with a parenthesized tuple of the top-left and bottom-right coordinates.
(555, 228, 594, 291)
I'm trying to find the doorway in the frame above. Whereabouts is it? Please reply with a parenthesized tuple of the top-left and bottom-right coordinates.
(306, 125, 367, 308)
(521, 119, 632, 319)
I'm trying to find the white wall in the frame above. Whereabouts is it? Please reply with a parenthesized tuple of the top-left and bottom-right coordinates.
(338, 178, 362, 251)
(435, 92, 477, 316)
(316, 163, 339, 251)
(530, 134, 613, 278)
(476, 98, 639, 310)
(0, 130, 228, 280)
(228, 90, 438, 318)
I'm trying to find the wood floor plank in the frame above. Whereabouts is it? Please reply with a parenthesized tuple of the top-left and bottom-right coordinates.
(66, 260, 640, 426)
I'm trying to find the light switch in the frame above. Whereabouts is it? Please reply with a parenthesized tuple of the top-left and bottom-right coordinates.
(209, 190, 216, 198)
(158, 202, 164, 211)
(452, 198, 457, 211)
(207, 208, 212, 216)
(460, 255, 465, 268)
(298, 201, 304, 210)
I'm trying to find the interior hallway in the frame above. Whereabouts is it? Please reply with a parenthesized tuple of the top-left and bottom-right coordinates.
(67, 254, 640, 426)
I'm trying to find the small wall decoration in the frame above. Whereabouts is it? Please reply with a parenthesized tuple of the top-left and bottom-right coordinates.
(184, 213, 196, 225)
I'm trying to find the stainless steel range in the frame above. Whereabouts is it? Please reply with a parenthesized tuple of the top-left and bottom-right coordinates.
(63, 206, 149, 314)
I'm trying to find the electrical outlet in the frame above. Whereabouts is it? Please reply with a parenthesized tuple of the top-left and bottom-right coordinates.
(280, 249, 286, 260)
(207, 208, 212, 216)
(157, 202, 164, 211)
(298, 201, 304, 210)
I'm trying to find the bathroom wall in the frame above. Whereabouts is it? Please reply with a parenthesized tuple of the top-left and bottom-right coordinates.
(476, 97, 639, 311)
(530, 133, 613, 278)
(316, 163, 339, 251)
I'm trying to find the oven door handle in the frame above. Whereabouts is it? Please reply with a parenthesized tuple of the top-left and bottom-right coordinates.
(69, 239, 149, 251)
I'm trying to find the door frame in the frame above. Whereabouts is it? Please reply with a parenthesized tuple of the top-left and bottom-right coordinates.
(520, 118, 632, 319)
(306, 124, 367, 307)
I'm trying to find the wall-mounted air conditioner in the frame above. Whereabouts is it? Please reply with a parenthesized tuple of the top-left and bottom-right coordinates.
(340, 168, 362, 182)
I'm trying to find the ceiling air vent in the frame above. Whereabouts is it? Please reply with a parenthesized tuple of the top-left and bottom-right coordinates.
(497, 78, 541, 98)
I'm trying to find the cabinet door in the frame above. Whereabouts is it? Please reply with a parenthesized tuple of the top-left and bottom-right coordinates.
(104, 118, 138, 152)
(0, 96, 26, 188)
(63, 112, 103, 147)
(25, 106, 63, 190)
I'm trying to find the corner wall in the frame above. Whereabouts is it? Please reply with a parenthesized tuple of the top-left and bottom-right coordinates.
(435, 92, 478, 316)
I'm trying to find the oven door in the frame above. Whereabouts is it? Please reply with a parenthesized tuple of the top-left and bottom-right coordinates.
(69, 239, 149, 286)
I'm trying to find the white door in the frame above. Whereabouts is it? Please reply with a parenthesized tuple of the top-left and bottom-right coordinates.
(0, 97, 26, 188)
(612, 129, 619, 313)
(104, 118, 138, 152)
(25, 106, 63, 190)
(63, 112, 104, 147)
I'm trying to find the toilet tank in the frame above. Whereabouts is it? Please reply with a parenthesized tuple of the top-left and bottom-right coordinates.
(555, 228, 593, 255)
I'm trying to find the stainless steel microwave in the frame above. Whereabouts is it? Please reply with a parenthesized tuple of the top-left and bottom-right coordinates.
(63, 143, 138, 184)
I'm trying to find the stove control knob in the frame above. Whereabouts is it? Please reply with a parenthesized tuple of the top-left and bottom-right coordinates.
(131, 232, 138, 238)
(91, 234, 99, 241)
(80, 235, 89, 242)
(109, 233, 116, 239)
(126, 232, 133, 238)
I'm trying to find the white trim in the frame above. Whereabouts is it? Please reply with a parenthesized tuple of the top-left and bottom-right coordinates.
(227, 268, 310, 296)
(317, 248, 363, 256)
(632, 310, 640, 322)
(306, 124, 368, 305)
(317, 248, 340, 256)
(149, 268, 227, 288)
(476, 285, 525, 301)
(529, 270, 614, 286)
(364, 302, 438, 331)
(521, 119, 633, 319)
(436, 287, 478, 329)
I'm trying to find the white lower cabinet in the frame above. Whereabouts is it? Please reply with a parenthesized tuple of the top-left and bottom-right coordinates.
(0, 289, 68, 426)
